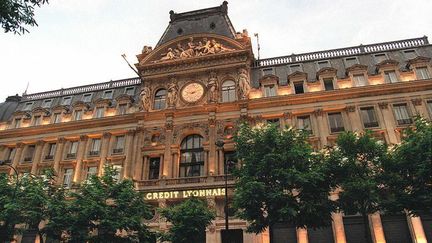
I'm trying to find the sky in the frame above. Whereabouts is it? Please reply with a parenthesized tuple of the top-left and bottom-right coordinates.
(1, 0, 431, 102)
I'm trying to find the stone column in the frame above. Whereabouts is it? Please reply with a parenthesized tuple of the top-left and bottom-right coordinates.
(123, 129, 135, 178)
(346, 105, 363, 132)
(297, 228, 308, 243)
(10, 142, 24, 175)
(171, 151, 179, 178)
(377, 102, 398, 144)
(411, 98, 428, 117)
(407, 215, 427, 243)
(217, 148, 224, 175)
(53, 137, 65, 173)
(369, 213, 385, 243)
(329, 192, 346, 243)
(208, 113, 217, 176)
(314, 109, 328, 147)
(159, 153, 165, 178)
(98, 132, 112, 176)
(73, 135, 88, 183)
(30, 140, 44, 174)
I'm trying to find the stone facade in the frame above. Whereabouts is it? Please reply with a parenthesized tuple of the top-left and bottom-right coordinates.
(1, 2, 432, 243)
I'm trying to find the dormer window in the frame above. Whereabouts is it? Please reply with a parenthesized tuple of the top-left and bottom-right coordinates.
(14, 118, 21, 128)
(82, 93, 93, 103)
(42, 99, 52, 108)
(293, 82, 305, 94)
(323, 78, 335, 91)
(384, 71, 398, 83)
(61, 97, 72, 106)
(316, 60, 331, 70)
(74, 110, 83, 121)
(416, 67, 430, 80)
(32, 115, 41, 126)
(103, 90, 113, 99)
(23, 102, 33, 111)
(53, 113, 62, 123)
(373, 53, 388, 64)
(95, 107, 105, 118)
(353, 74, 367, 87)
(344, 57, 359, 68)
(117, 104, 127, 115)
(264, 85, 276, 97)
(124, 87, 135, 96)
(262, 68, 274, 76)
(402, 49, 417, 60)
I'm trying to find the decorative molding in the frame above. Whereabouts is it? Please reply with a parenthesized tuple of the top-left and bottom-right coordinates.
(283, 111, 293, 119)
(80, 135, 88, 141)
(36, 140, 44, 146)
(58, 137, 66, 143)
(314, 108, 324, 116)
(411, 98, 423, 106)
(346, 105, 356, 112)
(378, 102, 388, 109)
(103, 132, 112, 139)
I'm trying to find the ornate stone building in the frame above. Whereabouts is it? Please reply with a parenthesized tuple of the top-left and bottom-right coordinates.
(1, 2, 432, 243)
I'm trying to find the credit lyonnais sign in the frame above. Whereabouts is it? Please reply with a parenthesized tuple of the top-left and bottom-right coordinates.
(144, 188, 225, 200)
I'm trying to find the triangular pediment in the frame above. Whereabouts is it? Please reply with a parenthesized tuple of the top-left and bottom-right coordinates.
(376, 59, 399, 68)
(288, 71, 308, 80)
(317, 67, 337, 76)
(259, 74, 279, 85)
(345, 64, 368, 73)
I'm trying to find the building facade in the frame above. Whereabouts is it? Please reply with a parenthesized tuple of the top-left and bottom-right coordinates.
(1, 2, 432, 243)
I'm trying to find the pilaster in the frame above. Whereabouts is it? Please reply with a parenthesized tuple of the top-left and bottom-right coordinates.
(53, 137, 65, 173)
(73, 135, 88, 182)
(98, 132, 112, 176)
(30, 140, 45, 174)
(123, 129, 135, 178)
(377, 102, 398, 144)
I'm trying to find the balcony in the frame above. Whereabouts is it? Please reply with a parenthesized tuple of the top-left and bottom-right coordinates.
(112, 148, 124, 154)
(397, 118, 412, 126)
(330, 127, 345, 133)
(23, 157, 33, 162)
(364, 121, 379, 128)
(88, 151, 100, 156)
(135, 174, 236, 190)
(66, 153, 76, 159)
(44, 155, 54, 160)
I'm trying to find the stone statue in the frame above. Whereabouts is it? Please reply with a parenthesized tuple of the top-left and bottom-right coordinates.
(160, 48, 176, 61)
(238, 68, 250, 99)
(167, 80, 178, 107)
(140, 86, 151, 111)
(142, 45, 153, 54)
(207, 71, 218, 102)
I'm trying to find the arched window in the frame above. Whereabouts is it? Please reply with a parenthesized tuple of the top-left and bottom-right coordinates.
(180, 134, 204, 177)
(222, 80, 236, 102)
(153, 89, 166, 110)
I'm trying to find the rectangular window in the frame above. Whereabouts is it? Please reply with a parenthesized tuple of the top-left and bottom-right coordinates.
(384, 71, 398, 83)
(288, 64, 303, 73)
(416, 67, 430, 80)
(148, 157, 160, 180)
(117, 104, 127, 115)
(61, 97, 72, 106)
(89, 138, 101, 156)
(353, 74, 367, 87)
(403, 49, 417, 60)
(222, 81, 236, 102)
(14, 118, 21, 128)
(23, 102, 33, 111)
(360, 107, 379, 128)
(95, 107, 104, 118)
(42, 99, 52, 108)
(124, 87, 135, 95)
(32, 116, 41, 126)
(113, 136, 125, 154)
(112, 165, 122, 181)
(294, 82, 305, 94)
(316, 60, 331, 70)
(63, 168, 73, 188)
(264, 85, 276, 97)
(262, 68, 274, 76)
(74, 110, 83, 121)
(67, 141, 78, 159)
(45, 143, 57, 160)
(5, 148, 16, 164)
(297, 115, 312, 134)
(24, 145, 36, 162)
(53, 113, 61, 123)
(323, 78, 335, 91)
(224, 151, 237, 174)
(86, 166, 98, 179)
(328, 112, 345, 133)
(82, 93, 93, 103)
(393, 104, 412, 125)
(344, 57, 359, 67)
(103, 90, 113, 99)
(374, 53, 387, 63)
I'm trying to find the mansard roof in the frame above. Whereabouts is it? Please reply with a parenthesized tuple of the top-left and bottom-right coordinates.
(156, 1, 236, 47)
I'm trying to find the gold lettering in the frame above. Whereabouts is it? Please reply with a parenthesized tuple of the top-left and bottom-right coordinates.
(164, 192, 170, 198)
(173, 191, 179, 198)
(199, 190, 205, 197)
(153, 192, 158, 199)
(145, 193, 153, 200)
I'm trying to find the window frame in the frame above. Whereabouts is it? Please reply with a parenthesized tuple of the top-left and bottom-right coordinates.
(148, 157, 160, 180)
(323, 78, 335, 91)
(392, 103, 412, 126)
(264, 84, 277, 97)
(328, 112, 345, 133)
(221, 80, 236, 102)
(344, 57, 359, 68)
(82, 93, 93, 103)
(23, 102, 34, 111)
(103, 90, 114, 99)
(95, 107, 105, 118)
(415, 66, 430, 80)
(61, 96, 72, 106)
(297, 115, 313, 134)
(352, 74, 368, 87)
(402, 49, 417, 60)
(42, 99, 53, 108)
(153, 89, 167, 110)
(360, 106, 380, 129)
(179, 134, 204, 178)
(124, 87, 135, 96)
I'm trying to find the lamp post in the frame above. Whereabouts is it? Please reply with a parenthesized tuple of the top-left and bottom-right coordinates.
(0, 160, 20, 242)
(215, 140, 229, 231)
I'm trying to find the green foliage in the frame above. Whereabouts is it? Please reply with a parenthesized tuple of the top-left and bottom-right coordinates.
(0, 0, 48, 34)
(233, 123, 335, 237)
(0, 173, 21, 241)
(159, 197, 215, 243)
(383, 117, 432, 215)
(65, 165, 154, 242)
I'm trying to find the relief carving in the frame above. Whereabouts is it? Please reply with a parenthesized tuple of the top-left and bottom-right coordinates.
(207, 71, 218, 103)
(238, 68, 250, 100)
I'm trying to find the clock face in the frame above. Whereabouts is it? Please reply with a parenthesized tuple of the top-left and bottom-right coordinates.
(181, 82, 205, 103)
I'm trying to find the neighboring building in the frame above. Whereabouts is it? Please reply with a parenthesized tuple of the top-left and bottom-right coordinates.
(1, 2, 432, 243)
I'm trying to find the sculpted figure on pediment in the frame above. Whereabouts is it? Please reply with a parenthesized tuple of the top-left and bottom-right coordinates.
(167, 80, 178, 108)
(238, 68, 250, 100)
(207, 71, 218, 103)
(140, 86, 151, 111)
(160, 48, 177, 61)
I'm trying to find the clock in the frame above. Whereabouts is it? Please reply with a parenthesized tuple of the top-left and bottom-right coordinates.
(181, 82, 205, 103)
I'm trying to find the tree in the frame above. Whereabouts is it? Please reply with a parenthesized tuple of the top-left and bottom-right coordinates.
(159, 197, 215, 243)
(325, 131, 389, 243)
(0, 0, 48, 34)
(0, 173, 21, 242)
(382, 117, 432, 216)
(233, 124, 335, 243)
(66, 165, 154, 242)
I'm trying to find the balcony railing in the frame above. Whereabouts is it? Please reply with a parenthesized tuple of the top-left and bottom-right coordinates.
(112, 148, 124, 154)
(23, 157, 33, 162)
(364, 122, 379, 128)
(330, 127, 345, 133)
(44, 155, 54, 160)
(22, 77, 141, 101)
(88, 151, 100, 156)
(135, 174, 236, 188)
(66, 153, 76, 159)
(253, 36, 429, 67)
(397, 118, 413, 126)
